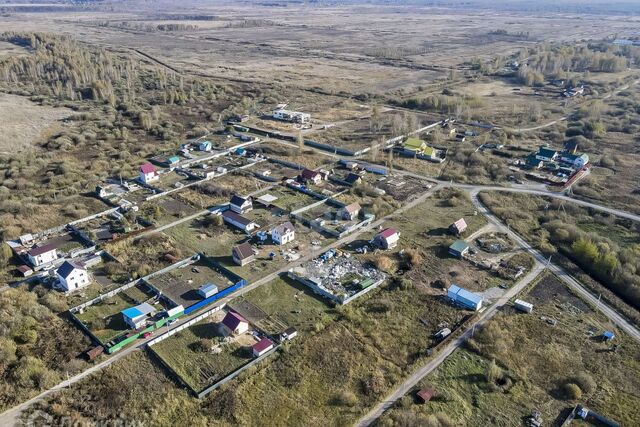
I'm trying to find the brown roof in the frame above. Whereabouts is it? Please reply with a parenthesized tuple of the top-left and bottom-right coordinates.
(28, 243, 57, 256)
(343, 202, 361, 214)
(417, 388, 436, 402)
(233, 242, 255, 260)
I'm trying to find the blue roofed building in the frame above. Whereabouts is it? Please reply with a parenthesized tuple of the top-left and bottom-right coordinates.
(198, 140, 212, 152)
(447, 284, 483, 311)
(122, 302, 157, 329)
(448, 240, 470, 258)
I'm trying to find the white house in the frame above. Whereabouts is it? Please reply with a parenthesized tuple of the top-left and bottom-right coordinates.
(272, 105, 310, 123)
(122, 302, 157, 330)
(27, 244, 58, 267)
(372, 228, 400, 250)
(338, 202, 361, 221)
(271, 221, 295, 245)
(221, 311, 249, 336)
(229, 195, 253, 214)
(559, 152, 589, 169)
(56, 260, 90, 292)
(139, 163, 159, 184)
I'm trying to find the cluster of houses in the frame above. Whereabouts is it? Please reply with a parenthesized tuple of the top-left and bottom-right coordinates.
(399, 137, 445, 162)
(524, 144, 589, 176)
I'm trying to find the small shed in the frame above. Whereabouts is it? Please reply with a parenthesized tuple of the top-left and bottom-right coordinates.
(416, 388, 436, 403)
(448, 240, 470, 258)
(198, 283, 219, 299)
(85, 346, 104, 361)
(514, 299, 534, 313)
(281, 327, 298, 341)
(449, 218, 467, 235)
(16, 265, 34, 277)
(252, 337, 274, 357)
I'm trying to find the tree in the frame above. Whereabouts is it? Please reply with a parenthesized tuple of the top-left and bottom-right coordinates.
(563, 382, 583, 400)
(572, 238, 599, 264)
(0, 243, 12, 268)
(369, 139, 379, 162)
(297, 131, 304, 152)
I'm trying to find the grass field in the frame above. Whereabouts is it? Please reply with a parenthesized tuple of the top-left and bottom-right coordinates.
(378, 273, 640, 427)
(150, 311, 255, 391)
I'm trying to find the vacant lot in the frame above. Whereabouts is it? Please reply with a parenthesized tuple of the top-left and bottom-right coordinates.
(0, 93, 72, 154)
(150, 310, 255, 391)
(379, 273, 640, 427)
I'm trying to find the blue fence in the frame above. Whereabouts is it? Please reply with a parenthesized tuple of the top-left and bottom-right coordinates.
(184, 281, 246, 315)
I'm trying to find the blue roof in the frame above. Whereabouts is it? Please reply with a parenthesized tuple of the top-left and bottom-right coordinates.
(603, 331, 615, 339)
(448, 284, 482, 308)
(122, 306, 143, 319)
(168, 156, 180, 163)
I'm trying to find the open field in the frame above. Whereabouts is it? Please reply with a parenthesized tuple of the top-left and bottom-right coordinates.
(0, 93, 72, 154)
(378, 273, 640, 427)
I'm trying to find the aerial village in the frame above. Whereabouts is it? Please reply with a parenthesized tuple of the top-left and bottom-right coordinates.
(1, 98, 612, 410)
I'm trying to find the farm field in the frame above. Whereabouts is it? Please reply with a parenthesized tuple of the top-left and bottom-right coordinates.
(378, 273, 640, 427)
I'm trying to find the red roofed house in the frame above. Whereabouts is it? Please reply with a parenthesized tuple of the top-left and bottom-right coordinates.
(221, 311, 249, 336)
(449, 218, 467, 235)
(139, 162, 159, 184)
(252, 337, 274, 357)
(232, 242, 256, 266)
(372, 228, 400, 250)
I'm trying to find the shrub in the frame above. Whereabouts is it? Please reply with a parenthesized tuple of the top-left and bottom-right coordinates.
(375, 255, 395, 274)
(573, 372, 597, 394)
(332, 390, 358, 407)
(562, 382, 583, 400)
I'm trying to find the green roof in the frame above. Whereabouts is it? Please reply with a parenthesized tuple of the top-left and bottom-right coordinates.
(449, 240, 469, 253)
(403, 137, 425, 151)
(423, 146, 435, 156)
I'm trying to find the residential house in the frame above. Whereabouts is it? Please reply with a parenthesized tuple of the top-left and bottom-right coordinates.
(448, 240, 470, 258)
(198, 283, 218, 299)
(272, 105, 310, 123)
(564, 140, 579, 154)
(300, 169, 325, 185)
(344, 172, 362, 186)
(56, 260, 90, 292)
(252, 337, 274, 357)
(525, 154, 543, 169)
(403, 137, 427, 155)
(271, 222, 295, 245)
(256, 194, 278, 207)
(534, 146, 558, 162)
(455, 133, 466, 142)
(139, 163, 159, 184)
(27, 243, 58, 267)
(447, 284, 483, 311)
(338, 202, 361, 221)
(122, 302, 157, 329)
(221, 311, 249, 336)
(198, 140, 212, 151)
(222, 210, 259, 233)
(229, 195, 253, 214)
(166, 156, 180, 167)
(449, 218, 467, 235)
(559, 152, 589, 169)
(232, 242, 256, 266)
(372, 228, 400, 249)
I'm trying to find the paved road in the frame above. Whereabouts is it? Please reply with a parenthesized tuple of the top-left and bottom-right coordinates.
(0, 184, 441, 427)
(357, 259, 546, 426)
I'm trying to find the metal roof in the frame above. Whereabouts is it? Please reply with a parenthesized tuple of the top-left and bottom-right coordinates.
(56, 260, 85, 279)
(28, 243, 58, 256)
(449, 240, 469, 253)
(140, 162, 156, 174)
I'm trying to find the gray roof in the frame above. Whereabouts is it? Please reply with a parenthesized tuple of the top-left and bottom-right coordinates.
(28, 243, 57, 256)
(230, 195, 250, 207)
(271, 221, 294, 235)
(222, 210, 252, 226)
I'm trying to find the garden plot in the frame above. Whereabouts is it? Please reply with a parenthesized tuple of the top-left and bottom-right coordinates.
(147, 258, 234, 309)
(372, 174, 434, 203)
(142, 194, 202, 226)
(151, 170, 195, 192)
(75, 214, 146, 245)
(251, 160, 303, 182)
(150, 310, 264, 392)
(263, 186, 319, 213)
(36, 231, 88, 256)
(74, 283, 161, 343)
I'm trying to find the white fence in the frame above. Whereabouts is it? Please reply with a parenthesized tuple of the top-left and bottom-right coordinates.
(147, 304, 225, 347)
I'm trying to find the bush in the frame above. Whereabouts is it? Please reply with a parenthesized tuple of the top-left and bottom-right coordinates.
(375, 255, 395, 274)
(573, 372, 597, 394)
(331, 390, 358, 407)
(562, 382, 583, 400)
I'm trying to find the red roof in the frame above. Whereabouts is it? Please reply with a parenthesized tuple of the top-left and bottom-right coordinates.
(378, 228, 398, 239)
(252, 337, 274, 353)
(301, 169, 321, 179)
(140, 163, 156, 174)
(452, 218, 467, 231)
(221, 311, 248, 331)
(417, 388, 436, 402)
